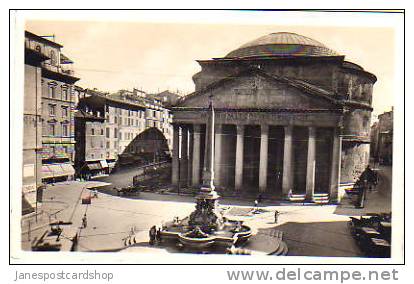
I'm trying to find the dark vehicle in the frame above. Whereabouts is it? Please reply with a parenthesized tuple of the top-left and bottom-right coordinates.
(116, 186, 140, 196)
(348, 213, 391, 258)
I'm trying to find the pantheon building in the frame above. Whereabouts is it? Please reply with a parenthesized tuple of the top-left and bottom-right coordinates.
(171, 32, 376, 203)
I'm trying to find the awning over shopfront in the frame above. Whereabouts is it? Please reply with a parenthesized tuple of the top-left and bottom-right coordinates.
(42, 163, 75, 179)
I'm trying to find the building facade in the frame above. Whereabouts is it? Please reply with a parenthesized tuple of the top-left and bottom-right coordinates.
(74, 106, 108, 179)
(23, 34, 49, 213)
(171, 32, 377, 203)
(25, 31, 80, 183)
(371, 109, 393, 165)
(77, 89, 174, 169)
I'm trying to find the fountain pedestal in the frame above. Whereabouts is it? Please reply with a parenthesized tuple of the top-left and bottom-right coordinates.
(188, 186, 221, 233)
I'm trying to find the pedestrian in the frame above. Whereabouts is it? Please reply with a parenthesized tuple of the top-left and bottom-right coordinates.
(257, 194, 263, 203)
(156, 227, 162, 244)
(82, 214, 87, 228)
(288, 189, 293, 200)
(92, 189, 98, 198)
(149, 225, 156, 245)
(254, 199, 259, 211)
(274, 210, 280, 224)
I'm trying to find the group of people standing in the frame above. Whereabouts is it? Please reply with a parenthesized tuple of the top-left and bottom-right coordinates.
(149, 225, 162, 245)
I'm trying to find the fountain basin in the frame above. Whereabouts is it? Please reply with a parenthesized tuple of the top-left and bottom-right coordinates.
(159, 220, 252, 251)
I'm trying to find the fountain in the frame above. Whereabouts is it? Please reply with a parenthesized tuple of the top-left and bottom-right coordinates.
(158, 96, 252, 252)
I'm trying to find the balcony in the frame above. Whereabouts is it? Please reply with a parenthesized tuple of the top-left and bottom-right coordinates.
(42, 63, 75, 76)
(41, 63, 79, 84)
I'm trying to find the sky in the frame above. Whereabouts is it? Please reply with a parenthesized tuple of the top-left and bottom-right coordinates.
(26, 19, 396, 118)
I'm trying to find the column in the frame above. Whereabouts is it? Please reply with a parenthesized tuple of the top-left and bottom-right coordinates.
(180, 125, 189, 184)
(214, 124, 223, 186)
(187, 126, 193, 187)
(171, 124, 180, 186)
(306, 127, 316, 200)
(282, 125, 293, 196)
(259, 125, 269, 192)
(329, 127, 342, 203)
(192, 124, 201, 186)
(235, 125, 244, 191)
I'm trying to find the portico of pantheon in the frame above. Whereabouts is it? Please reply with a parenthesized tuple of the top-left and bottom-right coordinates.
(171, 32, 376, 203)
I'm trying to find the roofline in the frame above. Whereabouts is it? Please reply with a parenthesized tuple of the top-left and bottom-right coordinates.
(178, 67, 339, 107)
(199, 55, 346, 64)
(226, 43, 339, 58)
(341, 64, 377, 83)
(25, 31, 63, 48)
(85, 90, 146, 109)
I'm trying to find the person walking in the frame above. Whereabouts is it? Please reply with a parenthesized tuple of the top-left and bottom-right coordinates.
(254, 199, 259, 211)
(82, 214, 87, 228)
(274, 210, 280, 224)
(149, 225, 156, 245)
(257, 193, 263, 203)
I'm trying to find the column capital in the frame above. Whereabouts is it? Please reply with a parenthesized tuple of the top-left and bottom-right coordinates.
(261, 124, 269, 135)
(308, 126, 316, 137)
(284, 125, 293, 134)
(193, 124, 201, 133)
(236, 124, 245, 134)
(215, 123, 223, 132)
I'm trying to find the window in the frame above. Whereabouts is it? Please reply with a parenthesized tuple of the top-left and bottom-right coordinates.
(119, 132, 122, 140)
(61, 88, 67, 100)
(91, 140, 95, 148)
(114, 128, 118, 138)
(62, 106, 68, 117)
(91, 128, 95, 135)
(100, 129, 104, 135)
(106, 128, 110, 138)
(48, 123, 56, 136)
(48, 87, 56, 98)
(62, 123, 69, 137)
(100, 141, 104, 148)
(106, 141, 110, 149)
(48, 104, 56, 116)
(114, 116, 118, 124)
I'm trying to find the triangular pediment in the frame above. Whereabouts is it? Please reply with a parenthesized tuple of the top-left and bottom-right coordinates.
(178, 69, 339, 110)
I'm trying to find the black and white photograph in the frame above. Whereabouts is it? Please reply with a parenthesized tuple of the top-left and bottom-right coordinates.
(9, 9, 404, 268)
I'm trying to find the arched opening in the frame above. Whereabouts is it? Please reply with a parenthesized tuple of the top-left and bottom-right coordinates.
(118, 127, 171, 167)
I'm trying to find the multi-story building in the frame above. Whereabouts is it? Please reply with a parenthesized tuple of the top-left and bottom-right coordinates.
(74, 95, 107, 179)
(148, 90, 181, 108)
(76, 88, 174, 171)
(371, 109, 393, 165)
(144, 97, 174, 151)
(23, 33, 49, 214)
(77, 89, 147, 170)
(25, 31, 80, 184)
